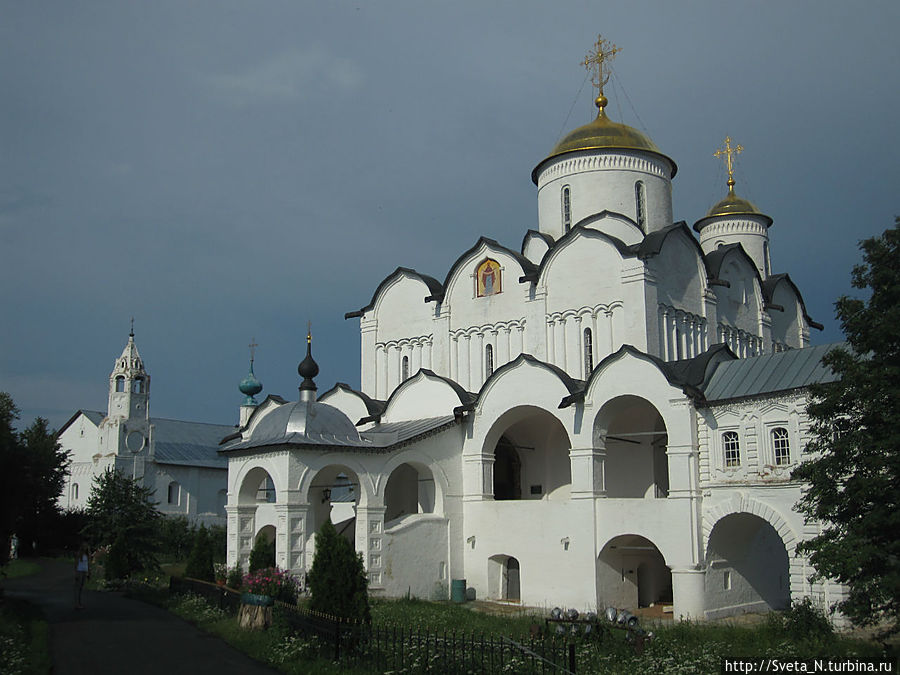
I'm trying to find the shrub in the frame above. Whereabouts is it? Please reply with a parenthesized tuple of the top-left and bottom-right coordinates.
(184, 525, 215, 582)
(248, 533, 275, 573)
(243, 567, 299, 604)
(782, 597, 834, 640)
(104, 533, 129, 581)
(307, 520, 370, 622)
(226, 563, 243, 590)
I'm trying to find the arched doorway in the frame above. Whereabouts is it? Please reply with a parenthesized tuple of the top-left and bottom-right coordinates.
(597, 535, 671, 609)
(488, 554, 522, 601)
(705, 513, 790, 616)
(594, 396, 668, 498)
(485, 406, 571, 501)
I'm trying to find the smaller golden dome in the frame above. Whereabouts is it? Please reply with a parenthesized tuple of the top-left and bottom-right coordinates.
(706, 187, 763, 218)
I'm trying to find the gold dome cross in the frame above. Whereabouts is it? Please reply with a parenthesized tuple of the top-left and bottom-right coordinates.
(714, 136, 744, 189)
(582, 35, 621, 99)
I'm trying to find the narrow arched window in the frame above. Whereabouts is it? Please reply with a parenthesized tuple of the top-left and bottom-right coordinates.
(583, 327, 593, 378)
(485, 343, 494, 378)
(133, 377, 144, 394)
(72, 483, 79, 500)
(723, 431, 741, 467)
(763, 241, 771, 277)
(115, 376, 125, 392)
(562, 185, 571, 232)
(635, 181, 646, 230)
(167, 481, 180, 505)
(401, 355, 410, 381)
(772, 427, 790, 465)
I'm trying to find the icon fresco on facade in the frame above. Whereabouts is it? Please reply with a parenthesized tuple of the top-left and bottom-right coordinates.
(476, 259, 501, 297)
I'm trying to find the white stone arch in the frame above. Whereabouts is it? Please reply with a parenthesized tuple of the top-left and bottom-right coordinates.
(233, 461, 283, 505)
(297, 457, 372, 509)
(376, 449, 449, 518)
(592, 394, 669, 499)
(585, 349, 694, 451)
(702, 496, 802, 608)
(480, 404, 573, 501)
(596, 532, 673, 610)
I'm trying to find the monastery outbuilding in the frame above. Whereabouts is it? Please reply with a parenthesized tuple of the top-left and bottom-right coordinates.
(221, 38, 845, 621)
(58, 328, 234, 526)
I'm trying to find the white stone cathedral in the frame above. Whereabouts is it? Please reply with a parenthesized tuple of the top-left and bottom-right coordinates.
(223, 40, 843, 620)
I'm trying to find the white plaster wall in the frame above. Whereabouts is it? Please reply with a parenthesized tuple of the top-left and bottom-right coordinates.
(444, 247, 529, 334)
(769, 281, 804, 349)
(713, 257, 763, 339)
(522, 234, 551, 266)
(382, 515, 449, 599)
(381, 374, 466, 422)
(536, 151, 673, 239)
(318, 388, 372, 426)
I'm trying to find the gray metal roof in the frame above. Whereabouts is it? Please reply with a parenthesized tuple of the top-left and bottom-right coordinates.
(82, 410, 105, 425)
(702, 342, 840, 403)
(150, 417, 235, 468)
(221, 414, 458, 454)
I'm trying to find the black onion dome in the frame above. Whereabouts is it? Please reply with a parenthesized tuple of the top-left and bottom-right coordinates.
(298, 333, 319, 391)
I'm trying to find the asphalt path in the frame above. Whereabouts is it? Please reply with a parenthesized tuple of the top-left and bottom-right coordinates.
(3, 559, 277, 675)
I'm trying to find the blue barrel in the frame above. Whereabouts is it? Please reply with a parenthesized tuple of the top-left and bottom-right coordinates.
(450, 579, 467, 603)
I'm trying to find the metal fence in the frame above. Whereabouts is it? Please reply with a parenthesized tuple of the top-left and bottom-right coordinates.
(171, 577, 576, 674)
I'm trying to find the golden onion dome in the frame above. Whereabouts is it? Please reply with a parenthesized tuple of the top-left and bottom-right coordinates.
(532, 96, 676, 184)
(707, 187, 763, 217)
(694, 183, 772, 231)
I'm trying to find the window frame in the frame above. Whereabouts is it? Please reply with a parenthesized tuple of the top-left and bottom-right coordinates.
(562, 185, 571, 232)
(722, 430, 741, 468)
(771, 426, 791, 466)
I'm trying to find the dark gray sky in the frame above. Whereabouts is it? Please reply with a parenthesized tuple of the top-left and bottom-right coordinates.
(2, 1, 898, 432)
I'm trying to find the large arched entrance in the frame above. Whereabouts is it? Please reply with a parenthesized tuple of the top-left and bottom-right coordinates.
(594, 396, 668, 498)
(597, 535, 672, 610)
(705, 513, 790, 616)
(485, 406, 571, 501)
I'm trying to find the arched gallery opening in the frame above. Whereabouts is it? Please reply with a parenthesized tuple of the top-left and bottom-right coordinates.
(705, 513, 790, 615)
(594, 395, 669, 498)
(597, 534, 672, 609)
(487, 554, 521, 602)
(306, 465, 361, 567)
(384, 462, 437, 525)
(235, 467, 279, 569)
(238, 466, 278, 505)
(487, 406, 571, 501)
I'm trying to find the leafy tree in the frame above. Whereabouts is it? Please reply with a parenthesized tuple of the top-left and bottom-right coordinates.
(83, 468, 161, 576)
(159, 516, 194, 562)
(184, 524, 214, 582)
(793, 218, 900, 637)
(0, 393, 70, 564)
(248, 532, 275, 573)
(307, 520, 370, 622)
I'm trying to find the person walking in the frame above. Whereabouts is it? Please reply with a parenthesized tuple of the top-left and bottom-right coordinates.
(74, 543, 90, 609)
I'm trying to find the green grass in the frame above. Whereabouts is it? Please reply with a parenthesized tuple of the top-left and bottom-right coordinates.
(0, 597, 52, 675)
(2, 559, 42, 579)
(151, 588, 892, 675)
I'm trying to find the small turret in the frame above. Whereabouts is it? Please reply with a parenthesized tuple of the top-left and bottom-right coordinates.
(694, 137, 773, 277)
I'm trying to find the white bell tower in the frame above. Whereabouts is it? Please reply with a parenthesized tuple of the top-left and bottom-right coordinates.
(102, 322, 151, 461)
